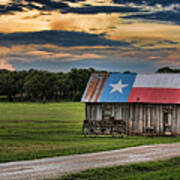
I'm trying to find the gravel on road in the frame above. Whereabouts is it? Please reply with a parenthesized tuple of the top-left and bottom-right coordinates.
(1, 143, 180, 180)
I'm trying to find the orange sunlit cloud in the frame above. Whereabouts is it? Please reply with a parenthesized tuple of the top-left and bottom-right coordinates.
(0, 59, 15, 71)
(0, 0, 9, 5)
(109, 22, 180, 43)
(51, 13, 119, 34)
(0, 10, 50, 33)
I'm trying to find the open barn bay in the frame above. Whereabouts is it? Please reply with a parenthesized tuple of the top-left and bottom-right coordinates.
(1, 102, 180, 163)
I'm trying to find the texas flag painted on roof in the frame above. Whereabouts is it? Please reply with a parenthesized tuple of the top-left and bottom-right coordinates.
(81, 73, 180, 104)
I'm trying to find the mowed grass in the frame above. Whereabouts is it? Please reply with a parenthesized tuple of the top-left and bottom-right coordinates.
(57, 157, 180, 180)
(0, 102, 180, 163)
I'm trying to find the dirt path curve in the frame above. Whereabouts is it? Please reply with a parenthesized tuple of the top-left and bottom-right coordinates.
(1, 143, 180, 180)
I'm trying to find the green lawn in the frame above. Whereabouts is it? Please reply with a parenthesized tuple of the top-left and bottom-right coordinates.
(0, 102, 180, 163)
(57, 157, 180, 180)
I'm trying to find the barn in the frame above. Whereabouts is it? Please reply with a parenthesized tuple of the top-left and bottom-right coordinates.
(81, 73, 180, 136)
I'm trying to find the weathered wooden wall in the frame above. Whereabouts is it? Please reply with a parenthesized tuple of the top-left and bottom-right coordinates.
(86, 103, 180, 135)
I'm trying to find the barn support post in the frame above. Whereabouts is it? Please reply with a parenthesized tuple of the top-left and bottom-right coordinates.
(139, 104, 143, 134)
(175, 105, 179, 135)
(159, 105, 163, 135)
(172, 105, 175, 135)
(177, 105, 180, 135)
(155, 105, 160, 135)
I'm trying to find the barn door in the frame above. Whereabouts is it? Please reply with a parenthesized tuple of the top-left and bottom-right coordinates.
(163, 107, 172, 135)
(144, 105, 154, 134)
(102, 104, 114, 121)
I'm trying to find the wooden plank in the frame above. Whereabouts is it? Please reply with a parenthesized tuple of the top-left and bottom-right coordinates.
(96, 104, 102, 121)
(172, 105, 176, 134)
(134, 104, 139, 134)
(139, 104, 143, 133)
(152, 105, 156, 134)
(92, 104, 96, 121)
(159, 104, 163, 135)
(177, 105, 180, 135)
(86, 103, 91, 121)
(112, 104, 115, 119)
(115, 104, 122, 120)
(175, 105, 178, 134)
(147, 106, 151, 128)
(129, 104, 133, 135)
(156, 105, 160, 134)
(143, 105, 147, 133)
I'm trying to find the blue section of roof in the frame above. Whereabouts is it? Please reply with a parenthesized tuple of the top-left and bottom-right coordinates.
(99, 73, 137, 102)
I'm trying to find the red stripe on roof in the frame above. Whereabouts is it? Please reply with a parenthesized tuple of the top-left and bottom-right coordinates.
(89, 77, 100, 101)
(128, 87, 180, 104)
(84, 75, 97, 99)
(94, 75, 108, 102)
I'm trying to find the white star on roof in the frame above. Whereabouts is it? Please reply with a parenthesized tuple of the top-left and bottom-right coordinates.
(110, 79, 129, 94)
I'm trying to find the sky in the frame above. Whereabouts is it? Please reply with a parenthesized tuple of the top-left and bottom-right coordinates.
(0, 0, 180, 72)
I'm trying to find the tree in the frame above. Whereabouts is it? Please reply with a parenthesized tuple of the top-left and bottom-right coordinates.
(0, 71, 17, 101)
(24, 71, 58, 102)
(157, 67, 180, 73)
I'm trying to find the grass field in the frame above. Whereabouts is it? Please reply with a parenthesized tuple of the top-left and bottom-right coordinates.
(1, 102, 180, 163)
(57, 157, 180, 180)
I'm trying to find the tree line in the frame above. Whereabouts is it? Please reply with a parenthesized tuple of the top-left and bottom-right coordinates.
(0, 67, 179, 102)
(0, 68, 104, 102)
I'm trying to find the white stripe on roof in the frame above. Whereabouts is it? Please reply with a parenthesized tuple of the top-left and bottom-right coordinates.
(133, 74, 180, 88)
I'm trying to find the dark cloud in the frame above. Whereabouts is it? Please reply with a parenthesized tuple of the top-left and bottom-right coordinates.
(113, 0, 180, 7)
(124, 11, 180, 25)
(62, 0, 85, 2)
(0, 0, 69, 15)
(0, 3, 23, 15)
(157, 40, 179, 45)
(142, 41, 179, 48)
(0, 0, 142, 15)
(26, 0, 69, 10)
(0, 30, 130, 47)
(112, 0, 180, 25)
(1, 0, 180, 25)
(64, 5, 141, 14)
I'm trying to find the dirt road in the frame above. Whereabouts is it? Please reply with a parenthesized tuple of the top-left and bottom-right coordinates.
(1, 143, 180, 180)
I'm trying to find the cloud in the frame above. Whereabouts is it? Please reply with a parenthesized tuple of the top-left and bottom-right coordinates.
(0, 0, 69, 15)
(64, 5, 140, 14)
(0, 59, 15, 71)
(1, 0, 180, 27)
(159, 48, 180, 66)
(26, 0, 69, 10)
(1, 41, 179, 72)
(0, 0, 142, 16)
(0, 30, 130, 47)
(124, 11, 180, 25)
(0, 44, 105, 70)
(0, 10, 50, 33)
(50, 13, 120, 34)
(113, 0, 180, 7)
(0, 3, 23, 15)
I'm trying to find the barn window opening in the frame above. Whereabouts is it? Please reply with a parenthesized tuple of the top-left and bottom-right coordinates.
(102, 104, 114, 121)
(163, 109, 172, 135)
(144, 106, 154, 134)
